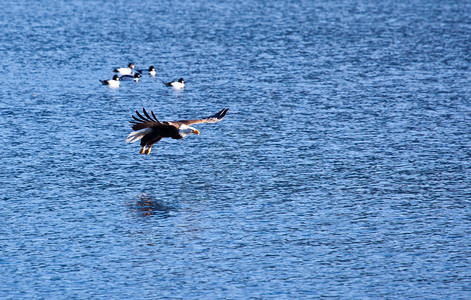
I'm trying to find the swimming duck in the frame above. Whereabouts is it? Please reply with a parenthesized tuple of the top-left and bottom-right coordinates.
(100, 75, 120, 88)
(137, 66, 156, 77)
(120, 73, 141, 82)
(163, 78, 185, 89)
(113, 63, 135, 75)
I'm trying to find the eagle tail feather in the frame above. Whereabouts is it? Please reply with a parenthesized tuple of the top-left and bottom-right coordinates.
(126, 128, 152, 143)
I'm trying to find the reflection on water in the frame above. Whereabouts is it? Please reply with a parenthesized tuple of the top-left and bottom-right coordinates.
(129, 193, 175, 218)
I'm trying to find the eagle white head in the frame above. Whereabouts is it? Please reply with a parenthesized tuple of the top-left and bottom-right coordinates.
(178, 124, 200, 138)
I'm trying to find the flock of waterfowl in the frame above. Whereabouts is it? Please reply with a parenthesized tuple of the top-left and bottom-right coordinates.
(99, 63, 184, 90)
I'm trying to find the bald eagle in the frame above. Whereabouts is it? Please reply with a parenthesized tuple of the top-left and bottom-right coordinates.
(126, 108, 229, 154)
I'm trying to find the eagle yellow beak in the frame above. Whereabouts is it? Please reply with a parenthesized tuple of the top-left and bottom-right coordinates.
(194, 129, 200, 135)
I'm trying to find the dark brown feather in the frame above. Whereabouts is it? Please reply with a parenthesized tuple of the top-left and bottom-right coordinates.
(130, 109, 160, 131)
(135, 110, 151, 122)
(143, 108, 154, 122)
(132, 122, 156, 131)
(131, 114, 145, 123)
(151, 110, 159, 122)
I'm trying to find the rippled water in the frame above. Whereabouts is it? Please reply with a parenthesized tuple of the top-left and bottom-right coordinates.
(1, 0, 471, 298)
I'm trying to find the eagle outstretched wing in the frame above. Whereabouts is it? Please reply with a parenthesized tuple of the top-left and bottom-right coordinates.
(129, 108, 161, 131)
(176, 108, 229, 125)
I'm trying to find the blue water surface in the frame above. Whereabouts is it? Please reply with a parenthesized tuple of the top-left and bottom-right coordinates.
(1, 0, 471, 298)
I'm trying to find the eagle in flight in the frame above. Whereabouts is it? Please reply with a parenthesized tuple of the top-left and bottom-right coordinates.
(126, 108, 229, 154)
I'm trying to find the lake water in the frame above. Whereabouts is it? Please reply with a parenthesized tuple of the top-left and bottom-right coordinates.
(1, 0, 471, 298)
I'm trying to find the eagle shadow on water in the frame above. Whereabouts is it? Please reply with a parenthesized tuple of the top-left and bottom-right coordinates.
(130, 193, 176, 218)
